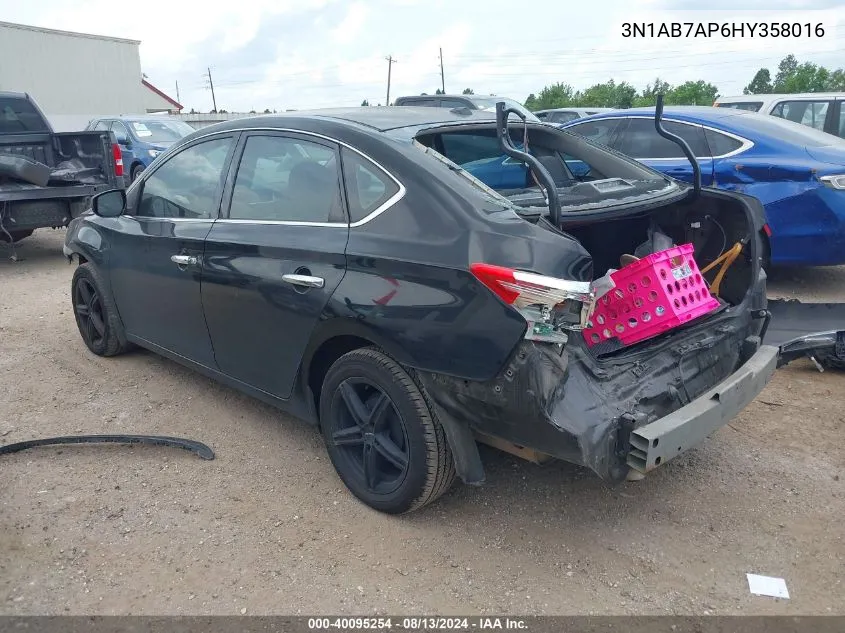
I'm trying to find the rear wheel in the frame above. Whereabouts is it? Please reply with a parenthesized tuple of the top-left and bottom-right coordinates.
(320, 348, 455, 514)
(71, 263, 131, 357)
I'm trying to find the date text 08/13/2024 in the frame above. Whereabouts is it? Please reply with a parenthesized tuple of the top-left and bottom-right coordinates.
(307, 617, 528, 630)
(621, 22, 825, 38)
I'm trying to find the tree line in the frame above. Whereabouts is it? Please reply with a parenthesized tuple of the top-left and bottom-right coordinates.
(522, 54, 844, 111)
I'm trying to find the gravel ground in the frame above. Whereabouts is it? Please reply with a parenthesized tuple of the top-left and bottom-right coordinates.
(1, 229, 843, 616)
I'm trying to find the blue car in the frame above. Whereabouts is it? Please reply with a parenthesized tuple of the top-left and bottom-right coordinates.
(558, 106, 845, 267)
(85, 116, 196, 182)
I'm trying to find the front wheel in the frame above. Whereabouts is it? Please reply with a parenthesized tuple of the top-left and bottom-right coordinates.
(71, 263, 131, 357)
(320, 348, 455, 514)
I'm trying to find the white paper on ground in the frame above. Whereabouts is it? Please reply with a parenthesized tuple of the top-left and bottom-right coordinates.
(747, 573, 790, 599)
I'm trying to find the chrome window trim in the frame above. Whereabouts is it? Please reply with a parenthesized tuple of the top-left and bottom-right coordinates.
(125, 126, 406, 228)
(568, 115, 755, 161)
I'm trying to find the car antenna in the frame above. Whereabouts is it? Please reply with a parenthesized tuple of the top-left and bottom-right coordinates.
(654, 93, 701, 202)
(494, 101, 562, 226)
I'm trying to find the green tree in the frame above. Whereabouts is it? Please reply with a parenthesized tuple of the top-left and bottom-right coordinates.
(263, 108, 272, 114)
(633, 77, 672, 106)
(576, 79, 637, 109)
(744, 68, 772, 94)
(669, 80, 719, 105)
(524, 93, 537, 110)
(361, 99, 370, 106)
(435, 88, 444, 95)
(529, 82, 575, 110)
(462, 88, 474, 94)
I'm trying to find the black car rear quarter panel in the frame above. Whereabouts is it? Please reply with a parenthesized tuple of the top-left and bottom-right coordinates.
(417, 303, 762, 484)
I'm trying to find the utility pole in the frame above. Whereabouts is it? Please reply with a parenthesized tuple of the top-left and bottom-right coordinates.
(385, 55, 396, 106)
(204, 67, 217, 112)
(175, 80, 181, 105)
(439, 47, 445, 94)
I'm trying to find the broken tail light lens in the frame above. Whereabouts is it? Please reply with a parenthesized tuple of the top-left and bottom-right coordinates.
(112, 143, 124, 178)
(470, 263, 595, 343)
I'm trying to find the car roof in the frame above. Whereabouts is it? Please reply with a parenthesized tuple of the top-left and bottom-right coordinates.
(718, 92, 845, 102)
(214, 106, 499, 133)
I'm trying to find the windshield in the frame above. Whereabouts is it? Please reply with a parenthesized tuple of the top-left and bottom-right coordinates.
(128, 119, 195, 143)
(470, 97, 540, 122)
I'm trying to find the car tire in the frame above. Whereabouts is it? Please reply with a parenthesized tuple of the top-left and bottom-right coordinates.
(71, 263, 131, 357)
(320, 347, 456, 514)
(131, 164, 145, 182)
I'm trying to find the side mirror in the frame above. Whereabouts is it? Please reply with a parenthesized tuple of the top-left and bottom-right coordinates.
(92, 189, 126, 218)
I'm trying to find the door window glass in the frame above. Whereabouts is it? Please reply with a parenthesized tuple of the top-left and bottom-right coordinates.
(550, 111, 579, 123)
(564, 118, 620, 147)
(615, 119, 708, 158)
(110, 120, 130, 143)
(229, 135, 344, 223)
(771, 100, 830, 131)
(341, 148, 400, 222)
(137, 137, 232, 219)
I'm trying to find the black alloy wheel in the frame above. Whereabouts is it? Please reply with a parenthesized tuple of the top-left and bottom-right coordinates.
(320, 348, 455, 514)
(329, 378, 410, 495)
(74, 276, 106, 350)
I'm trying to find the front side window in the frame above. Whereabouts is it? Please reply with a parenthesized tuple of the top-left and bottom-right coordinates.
(110, 120, 131, 143)
(341, 148, 400, 223)
(614, 119, 709, 158)
(228, 135, 344, 223)
(137, 137, 233, 219)
(771, 100, 830, 131)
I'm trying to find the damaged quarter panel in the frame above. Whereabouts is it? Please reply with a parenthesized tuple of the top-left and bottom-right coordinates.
(315, 127, 593, 382)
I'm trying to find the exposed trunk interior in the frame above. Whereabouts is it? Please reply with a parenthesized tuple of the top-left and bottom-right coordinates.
(557, 193, 756, 309)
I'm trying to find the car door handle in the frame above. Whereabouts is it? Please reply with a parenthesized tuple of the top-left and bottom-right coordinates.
(171, 254, 198, 266)
(281, 273, 325, 288)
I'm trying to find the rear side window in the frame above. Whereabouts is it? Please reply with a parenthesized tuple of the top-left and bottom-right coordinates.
(615, 119, 709, 158)
(771, 100, 830, 131)
(704, 128, 744, 156)
(228, 135, 344, 223)
(92, 120, 109, 131)
(0, 97, 49, 133)
(341, 148, 400, 223)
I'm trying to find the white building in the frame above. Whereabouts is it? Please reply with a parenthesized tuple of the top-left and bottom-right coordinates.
(0, 20, 181, 131)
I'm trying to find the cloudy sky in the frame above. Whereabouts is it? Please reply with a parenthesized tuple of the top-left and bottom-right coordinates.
(1, 0, 843, 112)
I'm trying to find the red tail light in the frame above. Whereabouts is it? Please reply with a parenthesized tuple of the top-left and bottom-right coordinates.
(112, 143, 124, 177)
(470, 263, 594, 342)
(762, 223, 772, 237)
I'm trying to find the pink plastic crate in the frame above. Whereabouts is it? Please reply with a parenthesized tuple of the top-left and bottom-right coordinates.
(582, 243, 720, 349)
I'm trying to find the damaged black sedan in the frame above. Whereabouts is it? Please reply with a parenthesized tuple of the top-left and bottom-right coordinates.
(64, 102, 779, 514)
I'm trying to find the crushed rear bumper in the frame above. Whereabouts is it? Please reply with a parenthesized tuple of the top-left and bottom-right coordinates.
(627, 344, 778, 473)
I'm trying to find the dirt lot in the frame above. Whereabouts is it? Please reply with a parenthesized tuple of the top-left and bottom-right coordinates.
(1, 229, 843, 616)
